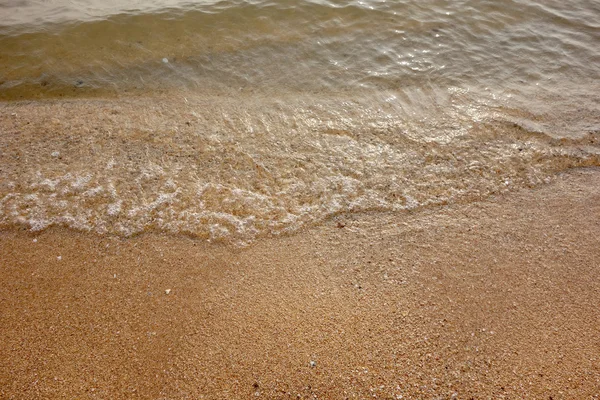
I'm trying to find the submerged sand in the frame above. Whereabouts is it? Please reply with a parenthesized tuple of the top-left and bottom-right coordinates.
(1, 168, 599, 399)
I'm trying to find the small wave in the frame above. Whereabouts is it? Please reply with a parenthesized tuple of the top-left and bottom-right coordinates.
(1, 93, 598, 244)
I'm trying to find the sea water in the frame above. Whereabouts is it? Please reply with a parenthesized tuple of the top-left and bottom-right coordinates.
(1, 0, 599, 242)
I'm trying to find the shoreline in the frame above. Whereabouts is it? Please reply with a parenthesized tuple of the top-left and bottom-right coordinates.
(2, 95, 599, 244)
(1, 167, 599, 398)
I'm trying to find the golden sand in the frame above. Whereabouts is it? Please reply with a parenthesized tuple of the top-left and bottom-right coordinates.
(1, 168, 599, 399)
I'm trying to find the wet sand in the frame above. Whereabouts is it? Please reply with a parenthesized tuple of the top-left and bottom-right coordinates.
(1, 168, 599, 399)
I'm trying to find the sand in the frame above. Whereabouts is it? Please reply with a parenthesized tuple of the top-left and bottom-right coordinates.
(1, 168, 599, 399)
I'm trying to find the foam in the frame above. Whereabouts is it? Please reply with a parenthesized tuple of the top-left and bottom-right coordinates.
(1, 94, 599, 244)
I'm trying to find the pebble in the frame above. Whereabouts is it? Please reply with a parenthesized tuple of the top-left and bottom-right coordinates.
(309, 360, 317, 368)
(57, 256, 62, 261)
(162, 58, 169, 63)
(165, 289, 171, 295)
(51, 151, 60, 158)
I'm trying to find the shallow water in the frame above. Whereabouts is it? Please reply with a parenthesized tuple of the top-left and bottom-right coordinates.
(1, 0, 599, 242)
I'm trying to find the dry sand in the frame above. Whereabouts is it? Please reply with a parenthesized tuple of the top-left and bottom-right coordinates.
(1, 168, 599, 399)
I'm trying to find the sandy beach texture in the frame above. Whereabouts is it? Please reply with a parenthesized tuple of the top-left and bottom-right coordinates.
(1, 168, 599, 399)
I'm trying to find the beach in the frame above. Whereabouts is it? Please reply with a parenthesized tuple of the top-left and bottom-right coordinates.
(2, 167, 599, 399)
(2, 0, 600, 397)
